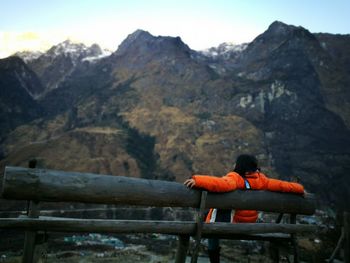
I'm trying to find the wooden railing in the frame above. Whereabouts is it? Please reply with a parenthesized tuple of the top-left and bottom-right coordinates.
(1, 166, 319, 263)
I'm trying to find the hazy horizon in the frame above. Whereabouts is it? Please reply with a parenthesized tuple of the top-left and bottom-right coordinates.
(1, 0, 349, 58)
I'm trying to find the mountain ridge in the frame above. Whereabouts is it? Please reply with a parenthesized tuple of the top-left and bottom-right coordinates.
(1, 21, 349, 209)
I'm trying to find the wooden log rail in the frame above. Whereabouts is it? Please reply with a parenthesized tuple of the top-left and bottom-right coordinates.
(1, 166, 318, 263)
(2, 166, 315, 214)
(0, 217, 319, 236)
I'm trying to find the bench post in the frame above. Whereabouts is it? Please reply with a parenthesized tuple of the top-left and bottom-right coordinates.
(290, 213, 299, 263)
(175, 235, 190, 263)
(269, 213, 285, 262)
(269, 240, 280, 263)
(345, 212, 350, 263)
(191, 191, 207, 263)
(22, 159, 40, 263)
(22, 201, 40, 263)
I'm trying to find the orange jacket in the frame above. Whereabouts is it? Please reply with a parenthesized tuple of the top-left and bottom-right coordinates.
(192, 171, 304, 223)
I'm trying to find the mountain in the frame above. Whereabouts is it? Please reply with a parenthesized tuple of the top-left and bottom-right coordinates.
(23, 40, 112, 97)
(225, 21, 350, 207)
(1, 22, 350, 209)
(0, 56, 42, 144)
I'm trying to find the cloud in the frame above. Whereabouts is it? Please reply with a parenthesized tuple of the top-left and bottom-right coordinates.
(16, 32, 41, 41)
(0, 31, 67, 58)
(0, 31, 54, 58)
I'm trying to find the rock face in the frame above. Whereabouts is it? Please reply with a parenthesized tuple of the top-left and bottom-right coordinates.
(223, 21, 350, 208)
(0, 21, 349, 209)
(0, 56, 42, 143)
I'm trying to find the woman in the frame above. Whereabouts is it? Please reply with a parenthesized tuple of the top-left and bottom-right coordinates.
(184, 154, 305, 263)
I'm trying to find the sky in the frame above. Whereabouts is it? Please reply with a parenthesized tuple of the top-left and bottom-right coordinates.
(0, 0, 349, 58)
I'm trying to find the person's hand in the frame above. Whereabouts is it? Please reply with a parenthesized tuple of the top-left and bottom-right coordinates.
(184, 178, 196, 188)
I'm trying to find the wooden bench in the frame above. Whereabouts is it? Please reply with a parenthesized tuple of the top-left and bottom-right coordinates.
(0, 166, 318, 263)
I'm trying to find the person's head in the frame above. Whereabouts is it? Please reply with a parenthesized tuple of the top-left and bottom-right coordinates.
(233, 154, 258, 177)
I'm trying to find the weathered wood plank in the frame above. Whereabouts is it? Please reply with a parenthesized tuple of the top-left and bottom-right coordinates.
(2, 166, 315, 214)
(202, 233, 291, 242)
(0, 217, 321, 235)
(204, 222, 320, 235)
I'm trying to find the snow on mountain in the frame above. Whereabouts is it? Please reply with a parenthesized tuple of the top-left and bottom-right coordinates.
(200, 42, 248, 59)
(82, 49, 112, 62)
(45, 40, 111, 65)
(13, 50, 43, 63)
(13, 40, 112, 64)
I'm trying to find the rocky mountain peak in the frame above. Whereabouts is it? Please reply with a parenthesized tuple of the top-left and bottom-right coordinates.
(238, 21, 318, 67)
(21, 40, 111, 96)
(12, 41, 109, 65)
(115, 30, 153, 54)
(45, 40, 104, 62)
(115, 29, 191, 58)
(260, 20, 316, 42)
(126, 29, 154, 43)
(266, 21, 297, 35)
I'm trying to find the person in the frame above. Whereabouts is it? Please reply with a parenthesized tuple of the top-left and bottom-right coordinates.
(183, 154, 305, 263)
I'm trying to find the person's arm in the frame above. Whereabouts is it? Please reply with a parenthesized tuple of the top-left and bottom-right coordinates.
(184, 173, 238, 192)
(264, 175, 305, 194)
